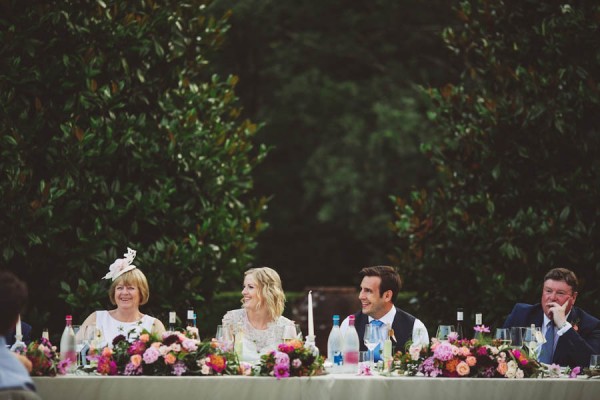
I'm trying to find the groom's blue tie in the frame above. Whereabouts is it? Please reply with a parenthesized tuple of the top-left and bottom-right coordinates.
(539, 321, 555, 364)
(370, 320, 384, 362)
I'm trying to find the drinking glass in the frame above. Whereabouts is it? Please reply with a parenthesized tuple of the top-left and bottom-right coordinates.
(494, 328, 511, 347)
(523, 326, 541, 358)
(295, 324, 303, 341)
(215, 325, 234, 351)
(282, 324, 298, 342)
(590, 354, 600, 369)
(509, 327, 524, 347)
(436, 325, 455, 341)
(74, 325, 84, 367)
(364, 324, 380, 367)
(80, 325, 96, 366)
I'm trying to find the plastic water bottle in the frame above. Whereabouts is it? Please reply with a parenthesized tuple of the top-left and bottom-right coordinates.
(327, 315, 343, 371)
(60, 315, 77, 372)
(342, 315, 360, 373)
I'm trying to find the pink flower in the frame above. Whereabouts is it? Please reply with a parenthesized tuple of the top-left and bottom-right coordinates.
(182, 339, 198, 352)
(569, 366, 581, 378)
(477, 347, 488, 356)
(143, 347, 160, 364)
(447, 332, 459, 342)
(292, 358, 303, 368)
(473, 325, 490, 333)
(465, 356, 477, 367)
(456, 361, 470, 376)
(274, 363, 290, 379)
(459, 346, 471, 357)
(433, 342, 455, 361)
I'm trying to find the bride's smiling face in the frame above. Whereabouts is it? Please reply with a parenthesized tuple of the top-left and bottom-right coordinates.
(242, 274, 260, 310)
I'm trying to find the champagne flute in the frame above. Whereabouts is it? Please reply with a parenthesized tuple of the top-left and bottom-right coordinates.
(295, 324, 303, 341)
(364, 324, 379, 368)
(494, 328, 511, 347)
(436, 325, 455, 341)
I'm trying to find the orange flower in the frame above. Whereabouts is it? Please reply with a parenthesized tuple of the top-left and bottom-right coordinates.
(101, 347, 113, 357)
(289, 339, 303, 349)
(164, 353, 176, 365)
(445, 358, 459, 373)
(465, 356, 477, 367)
(497, 361, 508, 375)
(139, 334, 150, 343)
(456, 361, 470, 376)
(130, 354, 142, 367)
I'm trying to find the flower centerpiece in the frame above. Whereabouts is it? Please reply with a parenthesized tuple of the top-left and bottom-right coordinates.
(18, 338, 69, 376)
(87, 328, 240, 376)
(256, 339, 325, 379)
(392, 329, 542, 378)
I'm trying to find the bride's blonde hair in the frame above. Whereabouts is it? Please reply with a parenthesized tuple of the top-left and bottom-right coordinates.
(244, 267, 286, 320)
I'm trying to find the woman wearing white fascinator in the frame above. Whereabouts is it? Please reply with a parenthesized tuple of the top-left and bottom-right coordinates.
(79, 247, 165, 347)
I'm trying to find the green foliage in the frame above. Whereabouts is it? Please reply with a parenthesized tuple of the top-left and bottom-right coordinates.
(209, 0, 457, 287)
(0, 0, 267, 335)
(393, 1, 600, 331)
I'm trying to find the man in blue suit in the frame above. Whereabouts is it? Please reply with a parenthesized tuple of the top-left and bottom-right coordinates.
(502, 267, 600, 368)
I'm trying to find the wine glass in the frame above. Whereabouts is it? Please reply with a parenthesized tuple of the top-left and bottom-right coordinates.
(509, 327, 524, 347)
(590, 354, 600, 370)
(523, 326, 541, 358)
(494, 328, 511, 347)
(436, 325, 455, 341)
(364, 324, 381, 367)
(215, 325, 234, 351)
(295, 324, 303, 341)
(282, 324, 298, 343)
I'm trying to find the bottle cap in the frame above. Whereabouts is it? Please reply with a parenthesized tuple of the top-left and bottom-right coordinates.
(66, 315, 72, 320)
(333, 315, 340, 321)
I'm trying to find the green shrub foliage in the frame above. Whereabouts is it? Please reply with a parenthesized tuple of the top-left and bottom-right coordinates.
(0, 0, 267, 332)
(393, 1, 600, 329)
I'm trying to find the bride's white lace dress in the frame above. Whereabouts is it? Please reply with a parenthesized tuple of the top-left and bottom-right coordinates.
(222, 308, 294, 363)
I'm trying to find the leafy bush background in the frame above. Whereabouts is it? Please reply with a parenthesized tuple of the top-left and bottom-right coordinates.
(0, 0, 266, 338)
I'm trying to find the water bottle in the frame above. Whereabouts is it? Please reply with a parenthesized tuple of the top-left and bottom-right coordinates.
(342, 315, 360, 373)
(60, 315, 77, 372)
(327, 315, 343, 371)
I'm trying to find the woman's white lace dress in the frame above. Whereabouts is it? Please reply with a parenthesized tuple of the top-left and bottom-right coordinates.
(222, 308, 294, 363)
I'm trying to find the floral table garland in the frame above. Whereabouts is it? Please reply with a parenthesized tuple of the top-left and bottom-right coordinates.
(17, 329, 324, 378)
(17, 327, 599, 379)
(389, 328, 590, 379)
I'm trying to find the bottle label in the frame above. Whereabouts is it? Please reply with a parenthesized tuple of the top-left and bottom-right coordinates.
(169, 312, 176, 323)
(333, 352, 343, 366)
(187, 310, 194, 319)
(344, 351, 359, 364)
(457, 311, 463, 320)
(475, 314, 482, 325)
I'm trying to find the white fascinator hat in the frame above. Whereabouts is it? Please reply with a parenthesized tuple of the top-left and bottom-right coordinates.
(102, 247, 137, 281)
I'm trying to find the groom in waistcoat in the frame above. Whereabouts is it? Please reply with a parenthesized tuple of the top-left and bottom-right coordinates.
(502, 267, 600, 368)
(340, 266, 429, 361)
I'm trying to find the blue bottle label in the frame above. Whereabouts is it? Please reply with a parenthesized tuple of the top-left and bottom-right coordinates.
(333, 352, 343, 366)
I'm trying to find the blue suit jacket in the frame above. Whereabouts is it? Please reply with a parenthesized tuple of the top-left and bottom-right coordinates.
(502, 303, 600, 368)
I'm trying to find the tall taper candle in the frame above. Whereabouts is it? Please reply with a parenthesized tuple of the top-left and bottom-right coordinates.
(16, 314, 22, 338)
(308, 290, 314, 337)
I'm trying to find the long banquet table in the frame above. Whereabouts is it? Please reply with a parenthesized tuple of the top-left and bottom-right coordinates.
(33, 374, 599, 400)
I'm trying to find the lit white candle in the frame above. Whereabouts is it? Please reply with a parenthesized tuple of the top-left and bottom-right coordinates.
(308, 290, 314, 337)
(16, 314, 22, 338)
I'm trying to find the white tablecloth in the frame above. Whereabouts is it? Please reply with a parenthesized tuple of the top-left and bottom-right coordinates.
(32, 374, 599, 400)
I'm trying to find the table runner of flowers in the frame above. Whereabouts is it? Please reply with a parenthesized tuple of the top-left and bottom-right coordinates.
(17, 329, 324, 378)
(390, 329, 590, 379)
(16, 327, 600, 379)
